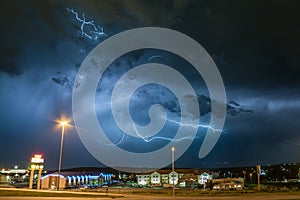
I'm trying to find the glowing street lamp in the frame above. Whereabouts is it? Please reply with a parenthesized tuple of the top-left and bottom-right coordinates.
(171, 146, 175, 198)
(57, 119, 69, 190)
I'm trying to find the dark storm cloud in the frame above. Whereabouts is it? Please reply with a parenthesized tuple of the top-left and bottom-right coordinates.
(51, 72, 73, 89)
(0, 0, 299, 169)
(227, 100, 253, 116)
(0, 1, 60, 75)
(159, 95, 253, 117)
(187, 94, 300, 168)
(221, 97, 300, 166)
(177, 0, 300, 89)
(69, 0, 195, 27)
(0, 0, 180, 76)
(1, 0, 300, 87)
(0, 45, 22, 76)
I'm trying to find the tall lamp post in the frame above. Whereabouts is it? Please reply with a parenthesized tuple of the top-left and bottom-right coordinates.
(57, 120, 68, 190)
(256, 165, 261, 191)
(171, 146, 175, 198)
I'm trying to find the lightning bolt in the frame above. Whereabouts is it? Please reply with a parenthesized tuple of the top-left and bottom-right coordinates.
(66, 8, 107, 40)
(95, 128, 126, 146)
(101, 116, 225, 146)
(164, 118, 225, 133)
(132, 123, 201, 142)
(148, 55, 162, 62)
(131, 117, 226, 143)
(106, 132, 126, 146)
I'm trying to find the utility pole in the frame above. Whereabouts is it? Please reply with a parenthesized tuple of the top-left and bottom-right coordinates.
(172, 146, 175, 198)
(256, 165, 261, 191)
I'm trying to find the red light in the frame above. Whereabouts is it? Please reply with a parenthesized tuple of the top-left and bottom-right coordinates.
(31, 154, 44, 164)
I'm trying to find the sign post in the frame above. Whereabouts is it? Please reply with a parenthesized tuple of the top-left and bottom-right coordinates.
(29, 154, 44, 189)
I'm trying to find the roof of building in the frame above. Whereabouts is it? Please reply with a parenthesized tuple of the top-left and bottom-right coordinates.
(44, 170, 114, 178)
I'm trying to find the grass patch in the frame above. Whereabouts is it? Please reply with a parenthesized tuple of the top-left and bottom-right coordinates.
(0, 189, 122, 198)
(101, 187, 300, 197)
(3, 188, 299, 198)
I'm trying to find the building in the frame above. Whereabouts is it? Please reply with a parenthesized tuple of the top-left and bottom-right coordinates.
(0, 173, 8, 184)
(0, 167, 30, 184)
(137, 173, 151, 186)
(41, 171, 113, 190)
(209, 178, 244, 190)
(137, 169, 206, 187)
(169, 171, 178, 185)
(178, 171, 200, 187)
(198, 172, 212, 185)
(41, 173, 66, 190)
(150, 171, 161, 185)
(137, 170, 179, 187)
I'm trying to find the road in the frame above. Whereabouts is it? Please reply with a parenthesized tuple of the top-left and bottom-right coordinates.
(0, 188, 299, 200)
(0, 194, 300, 200)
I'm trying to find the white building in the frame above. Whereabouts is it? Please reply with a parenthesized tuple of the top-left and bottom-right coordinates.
(137, 174, 150, 186)
(169, 171, 178, 185)
(137, 170, 177, 186)
(198, 172, 212, 185)
(151, 171, 161, 184)
(137, 169, 195, 187)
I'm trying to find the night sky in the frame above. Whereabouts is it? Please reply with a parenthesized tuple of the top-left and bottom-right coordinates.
(0, 0, 300, 170)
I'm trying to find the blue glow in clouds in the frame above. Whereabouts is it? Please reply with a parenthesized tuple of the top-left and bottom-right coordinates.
(72, 28, 226, 172)
(66, 8, 107, 40)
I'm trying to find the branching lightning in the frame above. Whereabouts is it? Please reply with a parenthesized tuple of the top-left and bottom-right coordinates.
(106, 132, 126, 146)
(148, 55, 162, 62)
(164, 118, 225, 133)
(66, 8, 107, 40)
(100, 116, 225, 146)
(132, 124, 200, 142)
(130, 117, 225, 144)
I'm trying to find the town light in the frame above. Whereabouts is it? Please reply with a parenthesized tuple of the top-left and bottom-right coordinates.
(58, 121, 65, 190)
(171, 146, 175, 198)
(60, 121, 68, 126)
(56, 117, 70, 190)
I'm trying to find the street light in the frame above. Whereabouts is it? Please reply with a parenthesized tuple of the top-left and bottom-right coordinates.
(256, 165, 261, 191)
(171, 146, 175, 198)
(57, 119, 69, 190)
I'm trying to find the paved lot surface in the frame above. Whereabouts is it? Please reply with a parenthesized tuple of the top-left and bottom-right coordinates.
(0, 188, 300, 200)
(0, 194, 300, 200)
